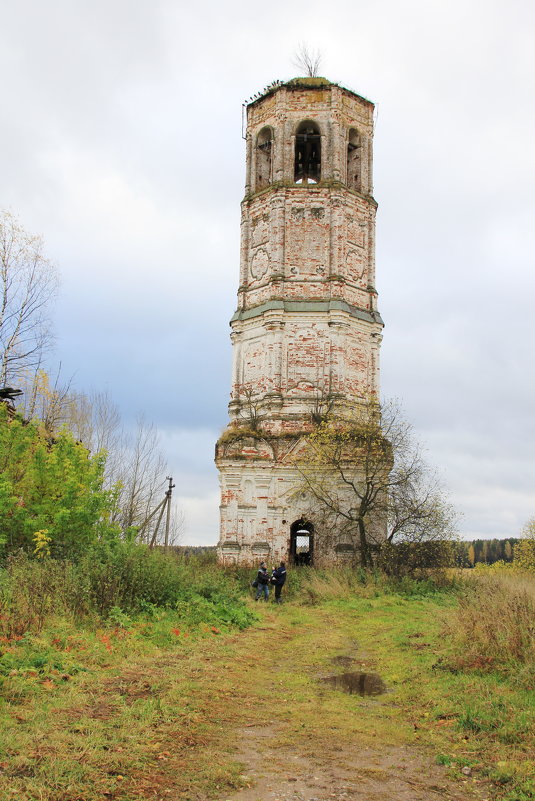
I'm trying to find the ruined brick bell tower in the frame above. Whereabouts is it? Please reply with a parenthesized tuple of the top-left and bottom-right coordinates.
(216, 77, 383, 566)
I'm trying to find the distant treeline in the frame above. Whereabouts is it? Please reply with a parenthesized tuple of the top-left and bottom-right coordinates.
(170, 541, 520, 569)
(453, 538, 519, 567)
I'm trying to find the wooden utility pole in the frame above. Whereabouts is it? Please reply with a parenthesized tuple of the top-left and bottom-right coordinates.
(138, 476, 175, 549)
(164, 476, 175, 552)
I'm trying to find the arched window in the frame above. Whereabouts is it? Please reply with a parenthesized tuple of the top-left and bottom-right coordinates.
(256, 127, 273, 190)
(347, 128, 361, 191)
(294, 121, 321, 184)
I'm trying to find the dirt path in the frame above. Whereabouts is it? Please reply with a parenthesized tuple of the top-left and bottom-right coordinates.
(196, 604, 491, 801)
(231, 725, 476, 801)
(3, 599, 494, 801)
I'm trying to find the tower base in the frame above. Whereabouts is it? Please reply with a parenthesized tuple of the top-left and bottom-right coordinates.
(216, 429, 384, 567)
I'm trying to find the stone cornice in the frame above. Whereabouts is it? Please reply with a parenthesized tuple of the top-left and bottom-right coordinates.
(230, 299, 384, 326)
(242, 182, 378, 207)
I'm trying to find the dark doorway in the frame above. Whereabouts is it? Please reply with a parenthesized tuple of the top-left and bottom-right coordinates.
(290, 520, 314, 566)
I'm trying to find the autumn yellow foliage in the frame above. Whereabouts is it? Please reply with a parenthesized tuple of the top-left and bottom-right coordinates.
(513, 518, 535, 571)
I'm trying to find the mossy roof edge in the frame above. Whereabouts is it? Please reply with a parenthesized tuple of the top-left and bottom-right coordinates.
(247, 77, 373, 109)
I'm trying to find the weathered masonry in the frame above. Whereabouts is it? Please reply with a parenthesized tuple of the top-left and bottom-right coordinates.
(216, 77, 384, 566)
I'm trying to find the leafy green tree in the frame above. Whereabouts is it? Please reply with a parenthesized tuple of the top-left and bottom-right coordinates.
(0, 404, 120, 557)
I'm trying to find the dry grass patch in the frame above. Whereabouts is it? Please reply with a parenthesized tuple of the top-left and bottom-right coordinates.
(444, 575, 535, 679)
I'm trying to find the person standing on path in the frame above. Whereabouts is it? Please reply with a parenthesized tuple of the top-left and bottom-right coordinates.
(255, 561, 270, 601)
(271, 561, 287, 604)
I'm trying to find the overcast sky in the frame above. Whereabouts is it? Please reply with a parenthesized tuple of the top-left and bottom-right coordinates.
(1, 0, 534, 543)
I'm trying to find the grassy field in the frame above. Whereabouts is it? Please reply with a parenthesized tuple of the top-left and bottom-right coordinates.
(0, 564, 533, 800)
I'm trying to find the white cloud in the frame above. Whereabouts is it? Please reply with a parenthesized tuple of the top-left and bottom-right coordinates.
(178, 492, 220, 546)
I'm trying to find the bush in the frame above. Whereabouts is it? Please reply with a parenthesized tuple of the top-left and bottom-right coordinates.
(378, 540, 455, 578)
(0, 545, 255, 637)
(385, 574, 456, 597)
(473, 560, 514, 573)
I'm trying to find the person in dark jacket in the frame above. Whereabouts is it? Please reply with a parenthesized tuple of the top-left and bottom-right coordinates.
(271, 561, 287, 604)
(255, 561, 270, 601)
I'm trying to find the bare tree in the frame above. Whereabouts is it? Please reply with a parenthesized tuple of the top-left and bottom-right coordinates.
(236, 384, 265, 431)
(151, 501, 185, 548)
(310, 385, 335, 426)
(168, 502, 186, 546)
(293, 398, 458, 568)
(62, 388, 126, 490)
(15, 368, 119, 452)
(67, 398, 175, 540)
(68, 395, 175, 540)
(0, 211, 59, 386)
(293, 44, 322, 78)
(118, 415, 168, 533)
(16, 365, 74, 434)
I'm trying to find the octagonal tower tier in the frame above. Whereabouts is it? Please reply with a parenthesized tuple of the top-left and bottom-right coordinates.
(216, 77, 384, 566)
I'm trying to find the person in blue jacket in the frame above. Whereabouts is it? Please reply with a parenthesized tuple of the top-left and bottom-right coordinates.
(255, 561, 270, 601)
(271, 561, 287, 604)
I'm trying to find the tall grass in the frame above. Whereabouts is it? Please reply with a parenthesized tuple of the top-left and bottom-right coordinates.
(471, 567, 535, 601)
(444, 573, 535, 685)
(282, 565, 455, 604)
(0, 556, 85, 637)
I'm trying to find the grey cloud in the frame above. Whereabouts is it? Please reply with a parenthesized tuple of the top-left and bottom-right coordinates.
(1, 0, 534, 542)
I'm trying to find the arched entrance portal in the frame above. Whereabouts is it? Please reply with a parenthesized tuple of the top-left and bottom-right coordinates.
(290, 520, 314, 566)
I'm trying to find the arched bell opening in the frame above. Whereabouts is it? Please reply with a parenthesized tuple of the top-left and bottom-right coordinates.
(255, 126, 273, 191)
(347, 128, 362, 191)
(294, 121, 321, 185)
(290, 520, 314, 566)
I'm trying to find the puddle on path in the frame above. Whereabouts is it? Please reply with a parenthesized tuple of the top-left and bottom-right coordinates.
(321, 671, 386, 696)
